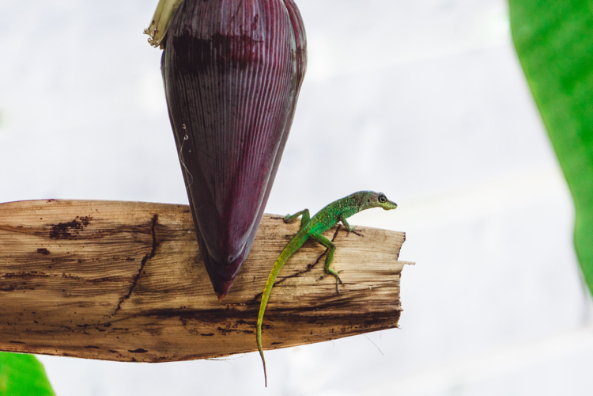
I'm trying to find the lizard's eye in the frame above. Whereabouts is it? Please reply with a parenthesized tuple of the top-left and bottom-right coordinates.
(379, 195, 387, 203)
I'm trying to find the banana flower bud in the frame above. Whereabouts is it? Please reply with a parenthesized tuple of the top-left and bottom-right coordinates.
(145, 0, 307, 299)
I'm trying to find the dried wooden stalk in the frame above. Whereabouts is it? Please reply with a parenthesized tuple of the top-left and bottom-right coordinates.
(0, 200, 411, 362)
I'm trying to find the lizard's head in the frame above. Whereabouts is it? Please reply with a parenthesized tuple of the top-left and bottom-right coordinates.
(363, 192, 398, 211)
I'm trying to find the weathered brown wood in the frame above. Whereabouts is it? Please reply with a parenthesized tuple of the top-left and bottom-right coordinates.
(0, 200, 411, 362)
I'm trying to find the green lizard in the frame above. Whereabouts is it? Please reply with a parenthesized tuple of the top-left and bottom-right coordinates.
(256, 191, 398, 386)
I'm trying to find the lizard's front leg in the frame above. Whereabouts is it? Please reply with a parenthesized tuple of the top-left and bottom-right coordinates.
(339, 216, 355, 234)
(339, 216, 363, 237)
(310, 233, 343, 293)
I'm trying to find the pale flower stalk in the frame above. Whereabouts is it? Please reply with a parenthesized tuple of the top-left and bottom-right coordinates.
(144, 0, 183, 48)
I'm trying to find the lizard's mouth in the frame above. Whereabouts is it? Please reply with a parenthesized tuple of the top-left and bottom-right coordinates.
(384, 201, 398, 210)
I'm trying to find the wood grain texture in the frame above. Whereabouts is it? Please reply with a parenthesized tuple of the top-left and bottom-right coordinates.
(0, 200, 411, 362)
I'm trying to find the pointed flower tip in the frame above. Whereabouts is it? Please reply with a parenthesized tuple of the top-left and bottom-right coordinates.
(214, 280, 234, 301)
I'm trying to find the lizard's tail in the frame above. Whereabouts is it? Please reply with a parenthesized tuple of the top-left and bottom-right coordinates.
(258, 337, 268, 387)
(256, 235, 307, 387)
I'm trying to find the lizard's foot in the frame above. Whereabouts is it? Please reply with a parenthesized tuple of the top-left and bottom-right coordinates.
(326, 268, 343, 284)
(325, 268, 343, 294)
(342, 225, 363, 237)
(283, 214, 296, 223)
(349, 229, 364, 237)
(334, 275, 343, 294)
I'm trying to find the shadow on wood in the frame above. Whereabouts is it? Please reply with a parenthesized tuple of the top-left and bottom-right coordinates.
(0, 200, 412, 362)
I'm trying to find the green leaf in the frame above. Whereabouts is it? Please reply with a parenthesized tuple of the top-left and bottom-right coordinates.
(510, 1, 593, 295)
(0, 353, 55, 396)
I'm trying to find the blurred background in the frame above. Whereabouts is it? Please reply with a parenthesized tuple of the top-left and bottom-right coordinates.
(2, 0, 592, 394)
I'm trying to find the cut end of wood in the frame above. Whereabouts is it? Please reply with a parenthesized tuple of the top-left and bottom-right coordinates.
(0, 200, 412, 362)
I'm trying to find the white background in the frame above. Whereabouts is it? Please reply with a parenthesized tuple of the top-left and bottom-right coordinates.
(2, 0, 593, 395)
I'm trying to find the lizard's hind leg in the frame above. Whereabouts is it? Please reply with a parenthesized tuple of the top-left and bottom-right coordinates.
(310, 233, 343, 292)
(284, 209, 310, 229)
